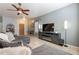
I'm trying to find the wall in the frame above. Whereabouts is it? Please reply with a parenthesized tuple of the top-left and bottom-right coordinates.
(34, 21, 39, 33)
(2, 16, 18, 35)
(36, 4, 79, 47)
(2, 16, 32, 35)
(77, 4, 79, 44)
(0, 16, 2, 32)
(17, 16, 29, 35)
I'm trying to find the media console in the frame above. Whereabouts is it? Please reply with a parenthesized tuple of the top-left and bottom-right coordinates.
(39, 32, 64, 46)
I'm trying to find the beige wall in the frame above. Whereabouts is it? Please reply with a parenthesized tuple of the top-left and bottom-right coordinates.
(17, 17, 35, 35)
(2, 15, 35, 35)
(17, 16, 29, 35)
(28, 18, 35, 31)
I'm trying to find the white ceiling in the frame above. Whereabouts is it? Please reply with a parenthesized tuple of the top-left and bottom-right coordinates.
(0, 3, 71, 17)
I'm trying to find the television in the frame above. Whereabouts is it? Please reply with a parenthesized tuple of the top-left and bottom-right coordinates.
(43, 23, 54, 32)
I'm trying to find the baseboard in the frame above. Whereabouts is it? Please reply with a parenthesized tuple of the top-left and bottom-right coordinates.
(67, 44, 79, 51)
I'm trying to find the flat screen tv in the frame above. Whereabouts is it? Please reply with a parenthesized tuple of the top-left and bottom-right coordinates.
(43, 23, 54, 32)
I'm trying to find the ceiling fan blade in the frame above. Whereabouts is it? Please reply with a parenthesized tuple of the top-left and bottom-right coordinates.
(22, 10, 29, 15)
(17, 13, 20, 15)
(7, 9, 17, 11)
(23, 12, 29, 15)
(18, 3, 21, 6)
(10, 3, 29, 15)
(12, 4, 18, 10)
(23, 9, 30, 11)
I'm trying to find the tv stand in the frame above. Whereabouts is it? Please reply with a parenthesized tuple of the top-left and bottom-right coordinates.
(39, 32, 64, 45)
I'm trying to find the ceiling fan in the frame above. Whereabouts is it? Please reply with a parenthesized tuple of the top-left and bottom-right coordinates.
(7, 3, 30, 15)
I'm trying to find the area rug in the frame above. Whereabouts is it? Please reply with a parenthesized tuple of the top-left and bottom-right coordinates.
(32, 44, 72, 55)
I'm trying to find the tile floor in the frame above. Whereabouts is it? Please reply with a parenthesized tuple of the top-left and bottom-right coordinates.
(28, 36, 79, 55)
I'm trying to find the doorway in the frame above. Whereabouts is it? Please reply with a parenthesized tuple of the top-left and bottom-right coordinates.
(19, 24, 25, 35)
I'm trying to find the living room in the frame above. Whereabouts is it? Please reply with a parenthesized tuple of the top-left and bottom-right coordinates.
(34, 3, 79, 54)
(0, 3, 79, 55)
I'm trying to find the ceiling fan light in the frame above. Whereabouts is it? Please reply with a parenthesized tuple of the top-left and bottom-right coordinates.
(18, 10, 22, 14)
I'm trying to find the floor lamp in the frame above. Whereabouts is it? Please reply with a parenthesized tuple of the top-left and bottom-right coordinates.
(64, 20, 68, 47)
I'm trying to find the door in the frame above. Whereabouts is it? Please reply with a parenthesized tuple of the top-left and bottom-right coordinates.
(19, 24, 25, 35)
(35, 22, 39, 33)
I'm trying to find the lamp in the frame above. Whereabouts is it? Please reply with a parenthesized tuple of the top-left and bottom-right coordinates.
(64, 20, 68, 47)
(32, 20, 34, 23)
(18, 10, 22, 14)
(64, 20, 68, 29)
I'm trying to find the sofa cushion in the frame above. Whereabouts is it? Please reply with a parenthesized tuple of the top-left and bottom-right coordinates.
(0, 40, 22, 48)
(0, 34, 30, 48)
(5, 32, 15, 42)
(0, 33, 10, 42)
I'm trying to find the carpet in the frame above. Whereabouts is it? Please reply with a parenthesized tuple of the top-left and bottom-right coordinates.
(32, 44, 72, 55)
(0, 46, 31, 55)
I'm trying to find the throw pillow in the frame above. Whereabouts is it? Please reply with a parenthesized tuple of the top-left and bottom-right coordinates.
(0, 33, 10, 42)
(5, 32, 15, 42)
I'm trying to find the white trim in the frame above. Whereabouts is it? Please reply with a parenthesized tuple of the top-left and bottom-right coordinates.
(67, 44, 79, 51)
(66, 44, 79, 54)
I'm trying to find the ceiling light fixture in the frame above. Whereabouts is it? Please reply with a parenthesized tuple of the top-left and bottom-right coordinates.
(18, 10, 22, 14)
